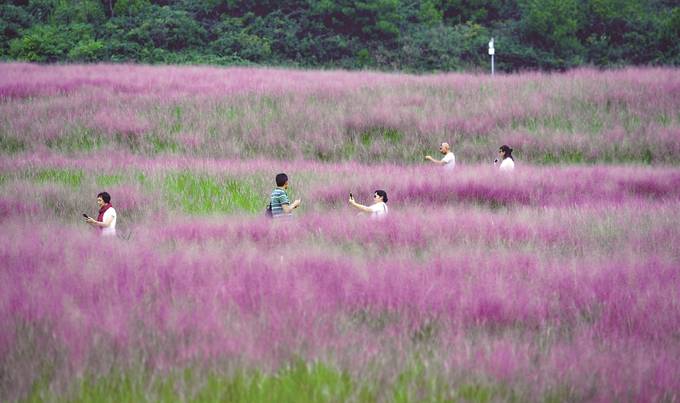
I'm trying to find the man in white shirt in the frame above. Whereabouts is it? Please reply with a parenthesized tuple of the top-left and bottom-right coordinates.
(85, 191, 117, 236)
(425, 142, 455, 170)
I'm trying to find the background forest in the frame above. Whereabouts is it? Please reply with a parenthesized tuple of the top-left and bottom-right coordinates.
(1, 0, 679, 71)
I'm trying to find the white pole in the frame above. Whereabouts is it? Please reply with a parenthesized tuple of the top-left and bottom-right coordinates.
(488, 38, 495, 76)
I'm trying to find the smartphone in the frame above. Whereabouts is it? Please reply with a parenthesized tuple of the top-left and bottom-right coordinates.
(349, 192, 353, 199)
(82, 213, 90, 219)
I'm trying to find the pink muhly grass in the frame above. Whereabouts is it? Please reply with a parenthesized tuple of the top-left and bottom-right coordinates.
(2, 62, 680, 400)
(1, 204, 679, 400)
(89, 110, 150, 139)
(312, 165, 680, 209)
(3, 63, 679, 162)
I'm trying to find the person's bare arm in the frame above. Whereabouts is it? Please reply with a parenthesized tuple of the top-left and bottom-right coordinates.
(282, 199, 301, 214)
(349, 198, 373, 213)
(86, 215, 113, 228)
(425, 155, 445, 165)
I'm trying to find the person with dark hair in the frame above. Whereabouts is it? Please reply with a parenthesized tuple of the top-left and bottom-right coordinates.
(495, 145, 515, 171)
(269, 173, 301, 218)
(349, 190, 388, 218)
(85, 191, 117, 236)
(425, 142, 455, 170)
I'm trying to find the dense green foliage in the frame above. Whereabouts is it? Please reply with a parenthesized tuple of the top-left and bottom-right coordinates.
(1, 0, 678, 71)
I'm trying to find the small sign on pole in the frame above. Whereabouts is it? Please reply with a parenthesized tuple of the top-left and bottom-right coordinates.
(488, 38, 495, 76)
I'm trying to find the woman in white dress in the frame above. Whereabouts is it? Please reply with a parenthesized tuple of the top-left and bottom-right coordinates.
(349, 190, 388, 218)
(495, 145, 515, 171)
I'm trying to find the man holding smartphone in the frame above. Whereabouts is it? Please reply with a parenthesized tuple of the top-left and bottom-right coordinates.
(85, 191, 117, 236)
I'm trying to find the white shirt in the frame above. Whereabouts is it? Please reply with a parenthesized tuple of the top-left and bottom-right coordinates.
(499, 158, 515, 172)
(101, 207, 117, 236)
(368, 202, 388, 218)
(441, 152, 455, 170)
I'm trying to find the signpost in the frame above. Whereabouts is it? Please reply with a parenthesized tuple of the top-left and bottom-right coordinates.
(488, 38, 495, 76)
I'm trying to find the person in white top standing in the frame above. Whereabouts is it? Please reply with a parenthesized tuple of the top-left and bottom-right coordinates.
(349, 190, 388, 219)
(425, 142, 455, 170)
(85, 191, 117, 236)
(495, 145, 515, 172)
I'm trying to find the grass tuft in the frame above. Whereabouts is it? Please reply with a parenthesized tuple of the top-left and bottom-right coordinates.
(0, 135, 26, 154)
(34, 169, 84, 188)
(164, 172, 261, 214)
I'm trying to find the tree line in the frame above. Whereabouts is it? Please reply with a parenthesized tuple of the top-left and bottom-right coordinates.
(1, 0, 679, 72)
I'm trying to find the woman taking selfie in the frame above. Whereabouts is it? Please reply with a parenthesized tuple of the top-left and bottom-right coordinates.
(349, 190, 388, 219)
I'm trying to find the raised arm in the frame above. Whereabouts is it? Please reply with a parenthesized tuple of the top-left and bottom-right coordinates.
(425, 155, 445, 165)
(349, 196, 374, 213)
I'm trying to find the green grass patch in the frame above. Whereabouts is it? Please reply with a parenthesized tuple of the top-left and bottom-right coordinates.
(542, 114, 574, 132)
(310, 147, 334, 162)
(28, 361, 354, 403)
(622, 112, 642, 133)
(391, 358, 460, 403)
(215, 105, 241, 121)
(359, 127, 404, 146)
(136, 172, 149, 186)
(538, 147, 658, 165)
(148, 133, 180, 154)
(34, 169, 84, 188)
(584, 116, 605, 134)
(95, 174, 124, 187)
(164, 172, 262, 214)
(340, 142, 357, 160)
(0, 135, 26, 153)
(23, 359, 528, 402)
(539, 150, 585, 164)
(46, 127, 103, 152)
(171, 105, 183, 133)
(640, 148, 653, 164)
(114, 132, 143, 152)
(654, 113, 672, 126)
(257, 95, 280, 112)
(512, 115, 578, 134)
(456, 383, 497, 403)
(600, 146, 654, 164)
(543, 384, 587, 402)
(212, 361, 354, 403)
(514, 117, 539, 133)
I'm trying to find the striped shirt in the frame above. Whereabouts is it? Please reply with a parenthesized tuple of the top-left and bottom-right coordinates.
(270, 187, 291, 218)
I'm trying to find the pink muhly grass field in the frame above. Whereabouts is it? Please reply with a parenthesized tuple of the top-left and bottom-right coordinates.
(1, 162, 679, 401)
(1, 206, 679, 401)
(2, 62, 679, 163)
(1, 63, 680, 401)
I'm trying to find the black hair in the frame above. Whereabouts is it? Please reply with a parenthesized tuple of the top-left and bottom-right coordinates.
(275, 173, 288, 187)
(97, 191, 111, 203)
(375, 190, 388, 203)
(499, 145, 514, 161)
